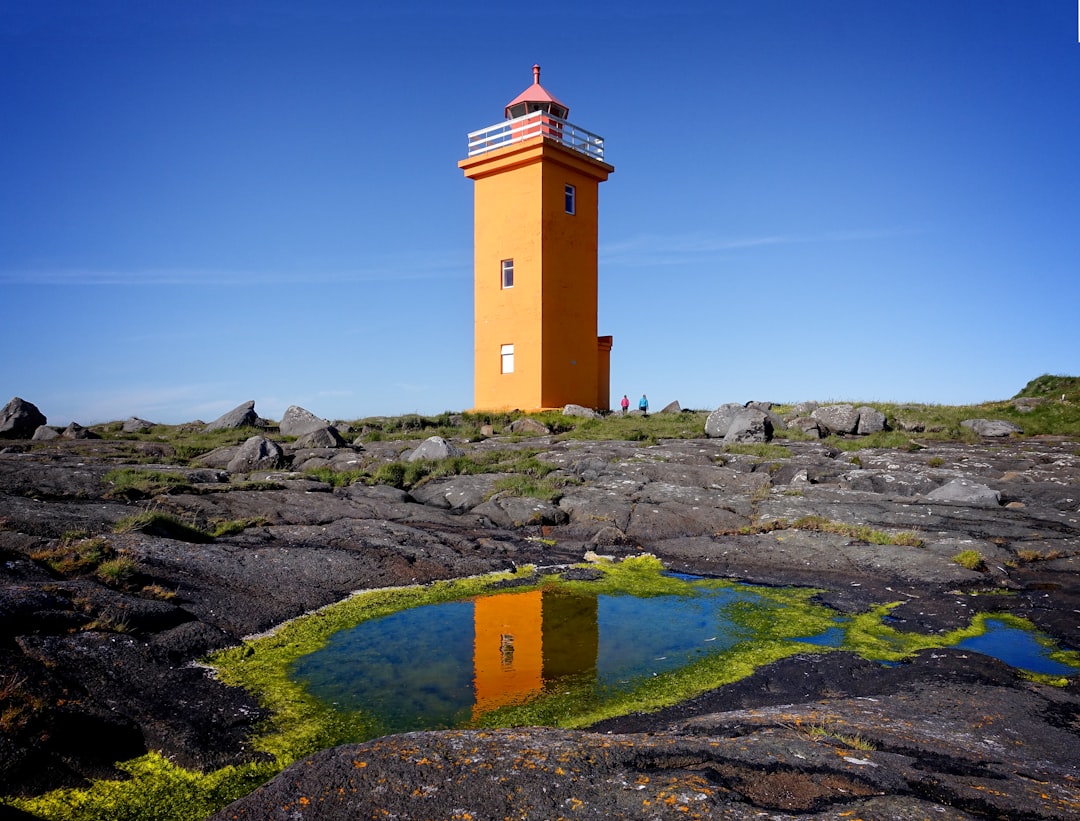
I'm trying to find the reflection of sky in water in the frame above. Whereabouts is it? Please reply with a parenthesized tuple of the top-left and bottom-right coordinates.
(956, 619, 1075, 676)
(597, 589, 752, 685)
(291, 601, 475, 732)
(799, 619, 1075, 677)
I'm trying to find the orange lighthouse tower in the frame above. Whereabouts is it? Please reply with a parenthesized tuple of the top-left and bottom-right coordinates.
(459, 66, 614, 412)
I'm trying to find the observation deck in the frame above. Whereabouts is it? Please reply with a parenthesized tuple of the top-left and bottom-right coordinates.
(465, 110, 605, 162)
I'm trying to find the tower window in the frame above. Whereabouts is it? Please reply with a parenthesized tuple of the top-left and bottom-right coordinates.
(565, 184, 576, 215)
(500, 344, 515, 374)
(501, 259, 514, 289)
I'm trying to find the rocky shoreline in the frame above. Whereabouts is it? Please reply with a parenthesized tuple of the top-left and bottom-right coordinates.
(1, 398, 1078, 819)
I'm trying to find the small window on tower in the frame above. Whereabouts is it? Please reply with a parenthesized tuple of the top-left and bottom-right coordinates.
(500, 344, 515, 374)
(501, 259, 514, 289)
(565, 184, 576, 215)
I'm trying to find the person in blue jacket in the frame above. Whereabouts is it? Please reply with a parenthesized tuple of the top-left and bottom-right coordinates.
(638, 394, 649, 416)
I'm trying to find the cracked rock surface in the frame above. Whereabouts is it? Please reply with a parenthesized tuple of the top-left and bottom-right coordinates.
(1, 432, 1078, 818)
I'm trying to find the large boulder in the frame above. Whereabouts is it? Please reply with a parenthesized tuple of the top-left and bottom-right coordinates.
(704, 404, 745, 438)
(205, 401, 258, 432)
(962, 419, 1022, 437)
(122, 417, 155, 433)
(0, 397, 47, 438)
(563, 404, 600, 419)
(279, 406, 331, 438)
(510, 418, 550, 435)
(924, 478, 1001, 507)
(407, 436, 465, 462)
(722, 408, 773, 444)
(293, 427, 346, 449)
(811, 404, 861, 435)
(660, 401, 682, 414)
(226, 436, 286, 473)
(856, 406, 888, 435)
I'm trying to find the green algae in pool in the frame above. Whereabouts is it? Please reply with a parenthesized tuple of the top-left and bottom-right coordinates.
(289, 582, 763, 736)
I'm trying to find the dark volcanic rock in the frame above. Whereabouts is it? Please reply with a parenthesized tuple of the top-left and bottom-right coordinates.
(0, 397, 46, 439)
(278, 405, 330, 437)
(205, 400, 258, 432)
(213, 658, 1080, 820)
(0, 427, 1078, 817)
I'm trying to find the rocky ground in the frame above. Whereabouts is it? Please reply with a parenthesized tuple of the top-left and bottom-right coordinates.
(1, 422, 1078, 819)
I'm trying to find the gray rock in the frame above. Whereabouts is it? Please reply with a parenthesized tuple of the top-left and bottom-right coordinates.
(855, 406, 888, 435)
(659, 401, 682, 413)
(293, 427, 346, 449)
(704, 403, 744, 438)
(924, 478, 1001, 507)
(279, 406, 331, 438)
(226, 436, 286, 473)
(788, 417, 822, 438)
(122, 417, 155, 433)
(811, 404, 860, 435)
(407, 436, 465, 462)
(563, 404, 600, 419)
(961, 418, 1023, 437)
(722, 408, 773, 444)
(510, 417, 551, 435)
(0, 397, 47, 438)
(205, 401, 258, 432)
(62, 422, 98, 440)
(785, 401, 819, 419)
(473, 496, 568, 527)
(409, 474, 502, 511)
(1012, 397, 1044, 413)
(32, 425, 61, 441)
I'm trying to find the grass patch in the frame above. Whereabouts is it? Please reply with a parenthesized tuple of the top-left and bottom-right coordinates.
(31, 536, 114, 576)
(113, 511, 213, 543)
(799, 722, 877, 751)
(209, 517, 268, 537)
(731, 516, 923, 547)
(95, 556, 138, 586)
(489, 474, 578, 501)
(104, 469, 193, 499)
(952, 549, 986, 571)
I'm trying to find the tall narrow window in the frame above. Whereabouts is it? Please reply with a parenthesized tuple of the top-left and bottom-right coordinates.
(500, 344, 515, 374)
(564, 184, 576, 215)
(501, 259, 514, 288)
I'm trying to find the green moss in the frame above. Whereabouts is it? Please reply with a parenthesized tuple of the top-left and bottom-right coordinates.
(4, 752, 276, 821)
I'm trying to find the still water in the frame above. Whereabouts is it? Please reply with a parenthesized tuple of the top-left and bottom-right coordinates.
(290, 581, 1076, 736)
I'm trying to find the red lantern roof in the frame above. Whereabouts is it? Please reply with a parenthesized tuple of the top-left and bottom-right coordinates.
(504, 65, 569, 121)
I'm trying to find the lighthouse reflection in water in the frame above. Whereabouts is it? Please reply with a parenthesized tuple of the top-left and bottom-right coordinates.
(290, 585, 754, 735)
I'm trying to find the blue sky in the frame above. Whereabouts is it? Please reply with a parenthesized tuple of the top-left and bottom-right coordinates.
(2, 1, 1077, 426)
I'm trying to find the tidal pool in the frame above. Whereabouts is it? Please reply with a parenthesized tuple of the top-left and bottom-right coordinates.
(290, 583, 764, 735)
(289, 570, 1078, 738)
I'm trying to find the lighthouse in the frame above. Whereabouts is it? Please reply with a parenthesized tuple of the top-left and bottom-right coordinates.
(459, 65, 614, 413)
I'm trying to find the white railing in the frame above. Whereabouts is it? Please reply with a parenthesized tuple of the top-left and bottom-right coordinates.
(466, 110, 605, 161)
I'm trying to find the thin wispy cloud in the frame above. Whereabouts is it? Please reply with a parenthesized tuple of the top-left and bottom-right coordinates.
(601, 226, 921, 267)
(0, 254, 472, 287)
